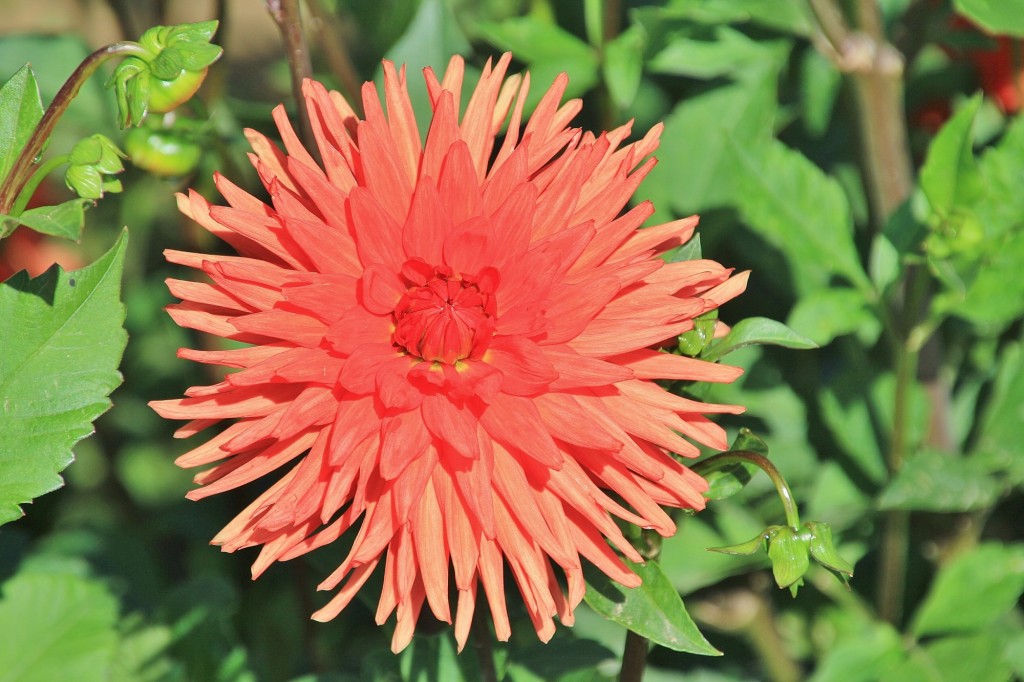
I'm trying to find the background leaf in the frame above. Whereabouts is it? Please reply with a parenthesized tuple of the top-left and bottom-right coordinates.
(0, 231, 127, 524)
(703, 317, 817, 362)
(0, 64, 43, 186)
(953, 0, 1024, 37)
(912, 543, 1024, 637)
(0, 568, 120, 682)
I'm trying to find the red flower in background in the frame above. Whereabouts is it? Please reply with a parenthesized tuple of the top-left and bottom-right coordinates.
(150, 54, 748, 651)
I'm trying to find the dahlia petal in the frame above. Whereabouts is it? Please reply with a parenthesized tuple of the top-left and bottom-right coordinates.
(283, 213, 363, 277)
(443, 216, 499, 277)
(379, 414, 431, 480)
(360, 263, 406, 315)
(450, 431, 496, 538)
(311, 557, 381, 622)
(347, 187, 404, 270)
(403, 174, 453, 264)
(382, 61, 422, 184)
(166, 303, 258, 341)
(151, 386, 300, 421)
(453, 583, 477, 652)
(175, 421, 252, 467)
(619, 215, 700, 259)
(485, 336, 557, 396)
(533, 393, 621, 451)
(410, 478, 451, 623)
(272, 104, 321, 174)
(568, 316, 695, 357)
(231, 309, 327, 348)
(356, 116, 413, 224)
(166, 279, 248, 312)
(564, 507, 641, 588)
(326, 309, 393, 356)
(207, 206, 311, 271)
(391, 579, 426, 653)
(338, 343, 403, 394)
(422, 395, 479, 460)
(460, 53, 512, 180)
(542, 345, 633, 390)
(478, 536, 512, 641)
(438, 140, 484, 226)
(188, 430, 318, 500)
(614, 347, 744, 383)
(570, 445, 676, 536)
(327, 396, 378, 466)
(480, 393, 563, 469)
(420, 90, 460, 185)
(542, 277, 620, 345)
(281, 276, 357, 324)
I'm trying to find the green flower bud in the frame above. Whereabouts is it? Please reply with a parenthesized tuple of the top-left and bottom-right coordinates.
(767, 525, 811, 596)
(65, 134, 126, 200)
(125, 126, 202, 177)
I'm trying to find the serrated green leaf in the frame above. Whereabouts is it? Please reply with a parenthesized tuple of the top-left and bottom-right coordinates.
(730, 137, 871, 293)
(647, 26, 780, 79)
(939, 230, 1024, 331)
(920, 94, 983, 218)
(603, 26, 644, 110)
(787, 287, 878, 347)
(0, 64, 44, 186)
(881, 632, 1014, 682)
(975, 343, 1024, 486)
(476, 17, 599, 104)
(0, 231, 128, 525)
(0, 569, 120, 682)
(954, 0, 1024, 37)
(703, 317, 817, 363)
(584, 559, 720, 655)
(877, 449, 1002, 512)
(912, 543, 1024, 637)
(807, 621, 905, 682)
(1, 198, 89, 241)
(643, 53, 782, 214)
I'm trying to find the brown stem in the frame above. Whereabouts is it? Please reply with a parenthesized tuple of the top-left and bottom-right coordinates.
(471, 604, 499, 682)
(305, 0, 363, 116)
(619, 630, 649, 682)
(266, 0, 318, 155)
(0, 42, 148, 217)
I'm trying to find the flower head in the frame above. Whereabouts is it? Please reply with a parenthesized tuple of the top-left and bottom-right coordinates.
(150, 54, 748, 652)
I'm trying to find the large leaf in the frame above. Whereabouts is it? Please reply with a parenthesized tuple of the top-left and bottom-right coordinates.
(0, 64, 43, 187)
(787, 286, 879, 347)
(0, 570, 120, 682)
(880, 632, 1014, 682)
(642, 56, 783, 215)
(808, 621, 904, 682)
(954, 0, 1024, 37)
(703, 317, 817, 362)
(647, 26, 784, 79)
(877, 449, 1002, 513)
(974, 343, 1024, 486)
(920, 95, 983, 218)
(584, 558, 720, 655)
(730, 137, 871, 294)
(911, 543, 1024, 637)
(0, 231, 128, 524)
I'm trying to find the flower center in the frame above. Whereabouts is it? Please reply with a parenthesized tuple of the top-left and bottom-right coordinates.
(393, 261, 498, 365)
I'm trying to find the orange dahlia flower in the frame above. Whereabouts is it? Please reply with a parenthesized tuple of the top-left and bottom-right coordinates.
(151, 53, 748, 652)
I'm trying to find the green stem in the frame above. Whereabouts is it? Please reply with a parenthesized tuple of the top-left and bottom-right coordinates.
(0, 41, 147, 215)
(619, 630, 649, 682)
(266, 0, 318, 156)
(693, 451, 802, 530)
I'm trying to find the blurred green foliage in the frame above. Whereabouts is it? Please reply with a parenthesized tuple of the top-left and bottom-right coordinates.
(1, 0, 1023, 680)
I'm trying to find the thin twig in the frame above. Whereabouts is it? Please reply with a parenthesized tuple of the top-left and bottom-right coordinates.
(266, 0, 318, 155)
(471, 603, 499, 682)
(305, 0, 363, 116)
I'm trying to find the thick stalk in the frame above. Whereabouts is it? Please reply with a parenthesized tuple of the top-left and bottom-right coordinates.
(0, 42, 148, 215)
(471, 604, 499, 682)
(619, 630, 649, 682)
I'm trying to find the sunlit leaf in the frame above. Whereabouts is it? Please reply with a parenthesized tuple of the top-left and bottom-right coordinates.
(584, 559, 720, 655)
(0, 231, 127, 524)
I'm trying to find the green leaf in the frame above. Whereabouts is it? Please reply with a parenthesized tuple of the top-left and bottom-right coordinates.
(807, 621, 905, 682)
(881, 632, 1015, 682)
(0, 64, 44, 186)
(584, 558, 720, 655)
(648, 0, 813, 35)
(0, 231, 128, 525)
(787, 286, 878, 347)
(0, 569, 120, 682)
(642, 57, 782, 214)
(954, 0, 1024, 37)
(805, 522, 854, 579)
(476, 17, 600, 104)
(730, 137, 871, 293)
(0, 198, 89, 241)
(647, 26, 783, 80)
(602, 26, 645, 110)
(819, 370, 888, 484)
(938, 229, 1024, 332)
(920, 94, 983, 218)
(975, 343, 1024, 486)
(703, 317, 817, 363)
(912, 543, 1024, 637)
(801, 48, 841, 137)
(877, 449, 1002, 512)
